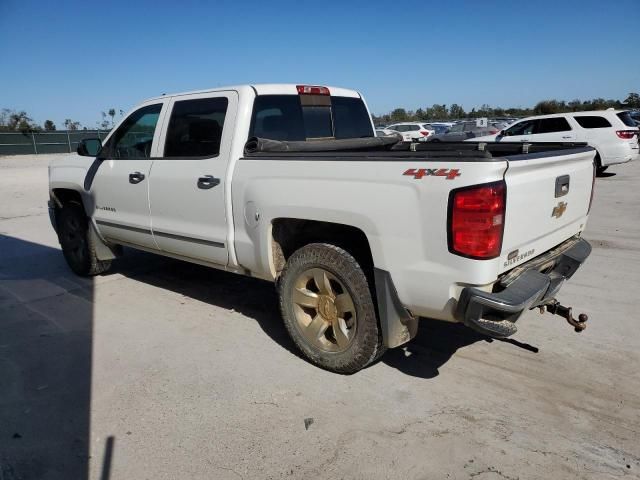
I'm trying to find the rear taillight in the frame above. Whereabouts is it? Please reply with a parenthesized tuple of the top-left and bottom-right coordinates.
(448, 181, 506, 259)
(420, 131, 430, 136)
(296, 85, 330, 95)
(489, 129, 498, 134)
(615, 130, 636, 139)
(588, 161, 596, 213)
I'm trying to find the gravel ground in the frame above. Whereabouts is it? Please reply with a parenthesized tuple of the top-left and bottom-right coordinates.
(1, 154, 639, 480)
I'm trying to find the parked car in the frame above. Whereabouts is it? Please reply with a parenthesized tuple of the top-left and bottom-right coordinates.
(471, 111, 640, 174)
(628, 111, 640, 126)
(427, 121, 501, 142)
(386, 122, 435, 141)
(424, 124, 449, 135)
(49, 83, 594, 373)
(376, 128, 400, 137)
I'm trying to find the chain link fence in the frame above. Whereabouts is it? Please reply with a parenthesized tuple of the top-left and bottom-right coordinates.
(0, 130, 111, 156)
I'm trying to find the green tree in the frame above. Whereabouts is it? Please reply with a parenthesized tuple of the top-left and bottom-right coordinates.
(108, 108, 116, 127)
(64, 119, 81, 131)
(390, 108, 409, 122)
(44, 120, 56, 131)
(449, 104, 466, 119)
(624, 93, 640, 109)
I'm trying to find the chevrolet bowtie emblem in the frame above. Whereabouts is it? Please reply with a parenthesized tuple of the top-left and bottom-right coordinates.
(551, 201, 567, 219)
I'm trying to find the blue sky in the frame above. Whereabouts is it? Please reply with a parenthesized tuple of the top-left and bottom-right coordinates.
(1, 0, 638, 128)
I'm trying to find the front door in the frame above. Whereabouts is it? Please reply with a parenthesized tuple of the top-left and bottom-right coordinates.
(148, 91, 238, 266)
(90, 102, 166, 249)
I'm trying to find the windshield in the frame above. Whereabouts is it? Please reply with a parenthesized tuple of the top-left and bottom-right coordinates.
(249, 94, 374, 141)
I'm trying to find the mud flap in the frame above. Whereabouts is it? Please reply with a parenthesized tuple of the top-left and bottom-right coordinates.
(373, 268, 418, 348)
(88, 222, 119, 261)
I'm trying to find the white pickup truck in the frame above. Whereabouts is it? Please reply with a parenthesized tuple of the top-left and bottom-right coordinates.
(48, 84, 595, 373)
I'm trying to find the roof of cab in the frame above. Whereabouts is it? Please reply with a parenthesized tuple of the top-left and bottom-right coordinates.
(144, 84, 361, 103)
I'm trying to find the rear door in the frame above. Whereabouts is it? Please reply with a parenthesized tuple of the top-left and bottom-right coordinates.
(148, 91, 238, 265)
(500, 147, 595, 273)
(528, 117, 576, 142)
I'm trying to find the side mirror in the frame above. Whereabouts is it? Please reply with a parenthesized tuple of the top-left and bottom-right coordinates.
(77, 138, 102, 157)
(498, 130, 507, 137)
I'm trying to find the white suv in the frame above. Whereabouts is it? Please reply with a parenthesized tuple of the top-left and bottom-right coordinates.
(387, 122, 435, 141)
(472, 110, 639, 173)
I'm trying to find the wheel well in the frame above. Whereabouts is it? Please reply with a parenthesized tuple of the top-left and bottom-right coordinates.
(52, 188, 83, 207)
(593, 151, 602, 168)
(271, 218, 374, 279)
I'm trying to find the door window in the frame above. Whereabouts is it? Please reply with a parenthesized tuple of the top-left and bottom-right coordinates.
(103, 104, 162, 159)
(536, 117, 572, 133)
(163, 97, 229, 158)
(448, 123, 464, 133)
(505, 120, 536, 136)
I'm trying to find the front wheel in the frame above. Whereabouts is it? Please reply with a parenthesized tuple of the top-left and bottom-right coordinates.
(57, 202, 112, 276)
(278, 243, 385, 373)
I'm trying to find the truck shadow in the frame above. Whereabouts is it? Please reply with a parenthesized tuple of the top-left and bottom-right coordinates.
(0, 235, 97, 480)
(113, 250, 538, 379)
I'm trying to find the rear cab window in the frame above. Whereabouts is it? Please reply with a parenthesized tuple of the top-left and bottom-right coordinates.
(573, 116, 612, 129)
(249, 93, 373, 141)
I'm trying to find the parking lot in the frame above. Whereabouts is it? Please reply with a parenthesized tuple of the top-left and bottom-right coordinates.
(1, 154, 639, 479)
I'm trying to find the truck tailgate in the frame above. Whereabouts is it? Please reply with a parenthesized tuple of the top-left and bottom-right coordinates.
(499, 147, 595, 274)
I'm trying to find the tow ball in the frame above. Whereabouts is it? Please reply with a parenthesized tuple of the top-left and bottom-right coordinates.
(540, 300, 588, 332)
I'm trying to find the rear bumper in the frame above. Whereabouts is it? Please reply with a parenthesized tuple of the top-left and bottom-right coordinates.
(456, 237, 591, 338)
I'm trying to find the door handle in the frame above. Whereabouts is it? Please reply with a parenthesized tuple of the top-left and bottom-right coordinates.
(562, 136, 572, 139)
(197, 175, 220, 189)
(129, 172, 145, 184)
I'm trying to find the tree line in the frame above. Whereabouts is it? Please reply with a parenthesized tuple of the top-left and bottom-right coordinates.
(0, 107, 123, 132)
(2, 93, 639, 132)
(372, 92, 640, 124)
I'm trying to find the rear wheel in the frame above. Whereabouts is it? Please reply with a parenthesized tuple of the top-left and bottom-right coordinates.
(58, 202, 112, 276)
(278, 243, 385, 374)
(595, 153, 608, 176)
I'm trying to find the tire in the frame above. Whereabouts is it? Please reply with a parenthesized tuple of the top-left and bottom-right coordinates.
(279, 243, 385, 374)
(57, 202, 112, 276)
(595, 153, 608, 176)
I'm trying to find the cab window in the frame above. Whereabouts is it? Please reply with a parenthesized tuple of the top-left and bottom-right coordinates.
(505, 120, 536, 136)
(103, 104, 162, 159)
(163, 97, 228, 158)
(249, 94, 373, 141)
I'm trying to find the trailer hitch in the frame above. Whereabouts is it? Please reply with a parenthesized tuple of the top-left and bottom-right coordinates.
(540, 300, 588, 332)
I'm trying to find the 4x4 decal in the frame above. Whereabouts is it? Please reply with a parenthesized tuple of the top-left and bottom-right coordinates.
(403, 168, 461, 180)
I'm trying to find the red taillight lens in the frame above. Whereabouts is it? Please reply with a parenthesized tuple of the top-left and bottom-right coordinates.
(420, 131, 430, 136)
(489, 129, 498, 134)
(449, 182, 506, 259)
(296, 85, 330, 95)
(616, 130, 636, 139)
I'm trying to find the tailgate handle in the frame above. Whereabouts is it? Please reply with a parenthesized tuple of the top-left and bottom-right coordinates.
(555, 175, 570, 198)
